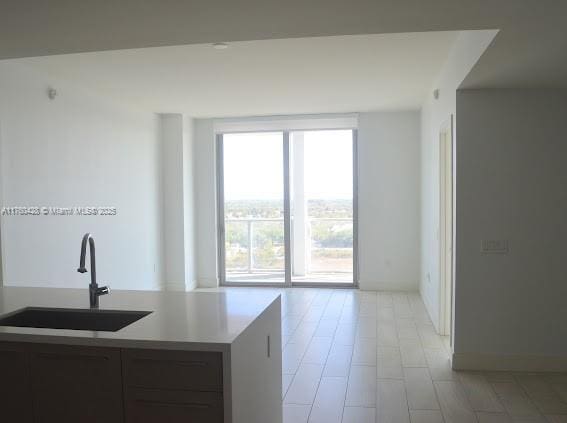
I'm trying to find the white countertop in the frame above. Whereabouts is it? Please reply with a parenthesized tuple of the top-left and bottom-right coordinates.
(0, 286, 280, 352)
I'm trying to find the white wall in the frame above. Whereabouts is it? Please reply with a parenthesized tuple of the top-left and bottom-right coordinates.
(0, 61, 164, 290)
(420, 30, 497, 330)
(358, 112, 420, 290)
(453, 89, 567, 364)
(161, 114, 186, 287)
(183, 117, 198, 290)
(160, 114, 198, 291)
(194, 112, 421, 290)
(194, 119, 219, 288)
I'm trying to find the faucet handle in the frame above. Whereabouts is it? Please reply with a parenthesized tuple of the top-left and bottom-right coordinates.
(96, 286, 110, 296)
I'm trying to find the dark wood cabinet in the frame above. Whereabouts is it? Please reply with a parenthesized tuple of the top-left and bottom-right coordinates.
(122, 348, 224, 423)
(125, 388, 223, 423)
(0, 342, 34, 423)
(122, 348, 222, 391)
(0, 342, 223, 423)
(30, 344, 123, 423)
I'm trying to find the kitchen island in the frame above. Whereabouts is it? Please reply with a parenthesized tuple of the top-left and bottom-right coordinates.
(0, 286, 282, 423)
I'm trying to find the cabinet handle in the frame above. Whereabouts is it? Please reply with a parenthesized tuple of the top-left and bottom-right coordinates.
(37, 352, 109, 361)
(136, 399, 212, 409)
(132, 358, 208, 367)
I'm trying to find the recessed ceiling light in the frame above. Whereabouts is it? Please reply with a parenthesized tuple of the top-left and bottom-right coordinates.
(212, 42, 229, 50)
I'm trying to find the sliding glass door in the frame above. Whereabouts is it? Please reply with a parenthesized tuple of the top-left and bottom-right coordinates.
(290, 130, 355, 284)
(217, 129, 357, 287)
(218, 132, 287, 284)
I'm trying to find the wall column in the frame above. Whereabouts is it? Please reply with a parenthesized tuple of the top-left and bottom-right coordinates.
(161, 114, 188, 290)
(291, 132, 308, 277)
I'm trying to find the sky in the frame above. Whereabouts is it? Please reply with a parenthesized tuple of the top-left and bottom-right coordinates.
(223, 130, 353, 201)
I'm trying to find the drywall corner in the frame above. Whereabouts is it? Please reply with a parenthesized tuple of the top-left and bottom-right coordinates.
(419, 29, 497, 332)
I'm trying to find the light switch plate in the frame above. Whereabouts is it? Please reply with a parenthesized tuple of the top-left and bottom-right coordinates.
(481, 239, 509, 254)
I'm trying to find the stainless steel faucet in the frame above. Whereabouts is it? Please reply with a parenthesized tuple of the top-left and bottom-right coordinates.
(77, 233, 109, 308)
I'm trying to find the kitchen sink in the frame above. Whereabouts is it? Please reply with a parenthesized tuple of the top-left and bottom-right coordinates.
(0, 307, 152, 332)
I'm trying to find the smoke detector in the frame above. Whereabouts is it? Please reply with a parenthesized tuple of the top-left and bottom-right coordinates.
(212, 42, 229, 50)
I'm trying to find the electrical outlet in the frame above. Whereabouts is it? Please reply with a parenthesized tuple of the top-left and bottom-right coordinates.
(481, 239, 509, 254)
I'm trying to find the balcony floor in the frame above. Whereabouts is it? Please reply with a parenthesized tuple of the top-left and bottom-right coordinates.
(226, 271, 354, 284)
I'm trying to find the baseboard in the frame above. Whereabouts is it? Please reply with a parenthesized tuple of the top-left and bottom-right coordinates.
(154, 282, 167, 291)
(419, 287, 442, 334)
(358, 280, 418, 292)
(185, 279, 198, 291)
(452, 352, 567, 372)
(164, 281, 187, 291)
(198, 277, 219, 288)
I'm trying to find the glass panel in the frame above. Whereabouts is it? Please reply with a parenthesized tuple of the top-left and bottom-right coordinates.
(222, 132, 285, 283)
(290, 130, 354, 284)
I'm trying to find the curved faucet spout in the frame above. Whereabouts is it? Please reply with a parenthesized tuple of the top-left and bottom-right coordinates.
(77, 233, 108, 308)
(78, 233, 95, 278)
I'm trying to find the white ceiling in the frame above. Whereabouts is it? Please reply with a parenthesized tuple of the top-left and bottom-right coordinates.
(13, 32, 457, 117)
(1, 0, 567, 90)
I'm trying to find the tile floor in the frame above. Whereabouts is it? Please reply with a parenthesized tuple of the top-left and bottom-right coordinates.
(270, 288, 567, 423)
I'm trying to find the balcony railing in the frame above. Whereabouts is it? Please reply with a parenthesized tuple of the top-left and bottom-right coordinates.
(225, 217, 353, 274)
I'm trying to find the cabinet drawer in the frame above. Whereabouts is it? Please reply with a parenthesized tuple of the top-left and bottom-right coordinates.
(0, 343, 33, 423)
(123, 348, 222, 391)
(30, 344, 123, 423)
(125, 388, 223, 423)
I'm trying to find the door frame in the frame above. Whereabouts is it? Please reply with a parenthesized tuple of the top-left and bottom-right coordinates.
(0, 120, 4, 287)
(216, 129, 359, 288)
(438, 116, 454, 337)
